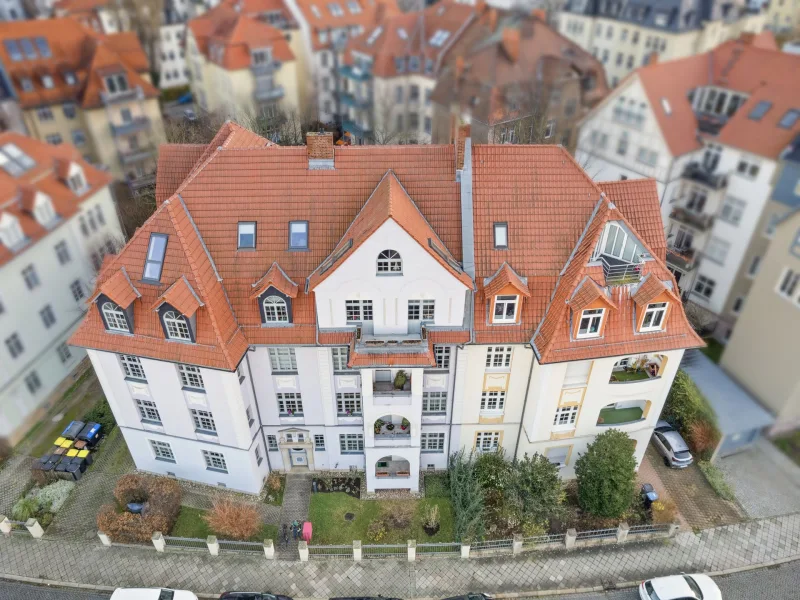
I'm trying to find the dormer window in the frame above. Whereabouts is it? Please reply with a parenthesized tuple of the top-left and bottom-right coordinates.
(143, 233, 168, 282)
(493, 295, 518, 323)
(576, 308, 604, 339)
(0, 212, 26, 250)
(64, 71, 77, 85)
(252, 48, 272, 65)
(41, 75, 54, 89)
(20, 78, 33, 92)
(33, 195, 58, 227)
(163, 310, 191, 340)
(104, 73, 128, 95)
(263, 296, 288, 322)
(494, 223, 508, 249)
(68, 169, 87, 194)
(641, 302, 667, 332)
(101, 301, 130, 332)
(376, 249, 402, 274)
(289, 221, 308, 249)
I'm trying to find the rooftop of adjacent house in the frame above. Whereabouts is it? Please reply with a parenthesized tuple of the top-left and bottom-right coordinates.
(293, 0, 401, 51)
(0, 19, 156, 110)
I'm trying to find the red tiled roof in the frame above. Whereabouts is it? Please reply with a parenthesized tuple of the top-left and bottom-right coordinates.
(294, 0, 401, 52)
(251, 262, 299, 298)
(568, 276, 616, 312)
(93, 267, 141, 309)
(483, 262, 530, 298)
(155, 144, 207, 206)
(631, 273, 680, 307)
(348, 339, 436, 368)
(598, 179, 666, 262)
(152, 275, 205, 317)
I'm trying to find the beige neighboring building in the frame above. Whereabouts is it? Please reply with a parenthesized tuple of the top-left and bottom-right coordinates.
(0, 19, 165, 190)
(764, 0, 800, 34)
(721, 141, 800, 435)
(187, 0, 305, 119)
(53, 0, 132, 34)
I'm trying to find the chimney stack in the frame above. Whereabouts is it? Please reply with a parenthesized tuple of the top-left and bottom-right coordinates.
(501, 28, 521, 63)
(647, 51, 658, 65)
(306, 131, 334, 169)
(455, 123, 470, 171)
(739, 32, 755, 45)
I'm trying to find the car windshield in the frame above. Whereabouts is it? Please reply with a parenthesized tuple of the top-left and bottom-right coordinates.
(674, 451, 692, 460)
(644, 581, 661, 600)
(684, 576, 704, 599)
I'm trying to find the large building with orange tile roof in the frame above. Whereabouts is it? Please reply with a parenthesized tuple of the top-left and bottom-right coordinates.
(53, 0, 131, 34)
(0, 19, 166, 189)
(69, 122, 701, 494)
(576, 34, 800, 343)
(0, 132, 122, 446)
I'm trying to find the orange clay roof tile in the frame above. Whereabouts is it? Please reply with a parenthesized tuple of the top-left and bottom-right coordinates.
(251, 262, 299, 299)
(568, 276, 616, 312)
(483, 262, 531, 298)
(631, 273, 680, 307)
(93, 267, 141, 309)
(152, 275, 205, 317)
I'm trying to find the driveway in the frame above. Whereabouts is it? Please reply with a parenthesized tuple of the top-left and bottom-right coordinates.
(717, 437, 800, 518)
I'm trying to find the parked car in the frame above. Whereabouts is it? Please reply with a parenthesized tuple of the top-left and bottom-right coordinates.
(183, 108, 197, 121)
(111, 589, 198, 600)
(219, 594, 293, 600)
(652, 420, 694, 468)
(639, 574, 721, 600)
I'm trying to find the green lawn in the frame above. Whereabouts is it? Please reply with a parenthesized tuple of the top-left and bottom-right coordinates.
(171, 506, 277, 541)
(307, 492, 454, 544)
(700, 338, 724, 364)
(597, 406, 644, 425)
(774, 430, 800, 467)
(423, 473, 449, 498)
(610, 369, 650, 382)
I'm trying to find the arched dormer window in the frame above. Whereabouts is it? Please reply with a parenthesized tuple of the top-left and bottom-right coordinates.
(163, 310, 191, 340)
(377, 249, 402, 274)
(263, 295, 288, 322)
(102, 301, 129, 332)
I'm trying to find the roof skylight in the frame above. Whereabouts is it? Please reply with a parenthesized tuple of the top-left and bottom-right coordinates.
(366, 26, 383, 45)
(0, 143, 35, 176)
(748, 100, 772, 121)
(429, 29, 450, 47)
(778, 109, 799, 130)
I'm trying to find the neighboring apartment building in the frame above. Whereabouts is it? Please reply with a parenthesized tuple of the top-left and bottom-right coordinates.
(0, 19, 166, 189)
(187, 0, 304, 118)
(158, 0, 193, 90)
(721, 209, 800, 436)
(53, 0, 131, 33)
(0, 0, 25, 20)
(285, 0, 400, 124)
(558, 0, 765, 86)
(0, 133, 121, 446)
(69, 122, 701, 494)
(431, 9, 608, 151)
(764, 0, 800, 34)
(575, 35, 800, 341)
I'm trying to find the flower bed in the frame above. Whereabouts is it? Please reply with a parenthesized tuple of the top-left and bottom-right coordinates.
(312, 475, 361, 498)
(97, 474, 182, 543)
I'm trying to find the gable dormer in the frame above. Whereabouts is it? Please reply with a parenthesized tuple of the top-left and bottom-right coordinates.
(21, 187, 59, 229)
(591, 220, 650, 286)
(631, 274, 680, 333)
(250, 262, 299, 325)
(55, 159, 88, 195)
(0, 211, 27, 251)
(151, 276, 203, 343)
(567, 276, 617, 340)
(91, 267, 141, 334)
(483, 262, 530, 325)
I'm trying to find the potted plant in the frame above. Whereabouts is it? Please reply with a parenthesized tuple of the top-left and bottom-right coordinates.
(374, 419, 384, 434)
(423, 504, 440, 536)
(286, 408, 294, 416)
(345, 408, 353, 416)
(401, 418, 410, 431)
(386, 422, 395, 431)
(393, 370, 407, 390)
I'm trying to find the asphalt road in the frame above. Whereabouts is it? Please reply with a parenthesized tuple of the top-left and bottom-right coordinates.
(2, 560, 799, 599)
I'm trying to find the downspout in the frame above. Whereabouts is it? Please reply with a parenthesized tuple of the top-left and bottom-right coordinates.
(246, 349, 272, 473)
(446, 343, 461, 460)
(512, 345, 536, 464)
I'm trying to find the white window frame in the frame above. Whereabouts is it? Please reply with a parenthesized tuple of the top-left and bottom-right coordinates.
(408, 299, 435, 321)
(546, 446, 570, 468)
(336, 392, 362, 415)
(480, 390, 506, 412)
(492, 295, 519, 323)
(178, 364, 204, 390)
(191, 409, 217, 433)
(314, 434, 326, 450)
(705, 236, 730, 265)
(237, 221, 256, 249)
(136, 399, 161, 423)
(202, 449, 228, 472)
(376, 249, 402, 274)
(102, 302, 129, 332)
(70, 280, 85, 302)
(339, 433, 364, 453)
(719, 196, 746, 226)
(150, 440, 175, 462)
(693, 275, 716, 300)
(433, 345, 450, 369)
(263, 296, 288, 323)
(421, 432, 445, 452)
(552, 405, 579, 431)
(267, 435, 278, 451)
(422, 391, 447, 413)
(57, 342, 72, 364)
(345, 299, 373, 322)
(475, 431, 500, 453)
(485, 345, 512, 369)
(576, 308, 604, 339)
(641, 302, 667, 332)
(163, 310, 191, 340)
(331, 346, 349, 371)
(777, 268, 800, 300)
(277, 392, 303, 415)
(268, 347, 297, 372)
(494, 223, 508, 248)
(120, 355, 146, 380)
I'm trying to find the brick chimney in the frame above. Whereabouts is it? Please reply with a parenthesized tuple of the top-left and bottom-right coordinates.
(488, 8, 498, 33)
(739, 32, 755, 45)
(501, 28, 521, 63)
(306, 131, 334, 169)
(455, 123, 470, 171)
(455, 55, 465, 80)
(647, 51, 659, 65)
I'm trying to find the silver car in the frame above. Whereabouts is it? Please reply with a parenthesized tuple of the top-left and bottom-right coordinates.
(652, 421, 693, 468)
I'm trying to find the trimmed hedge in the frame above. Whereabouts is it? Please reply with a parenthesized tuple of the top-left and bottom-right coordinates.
(662, 370, 720, 460)
(97, 475, 181, 543)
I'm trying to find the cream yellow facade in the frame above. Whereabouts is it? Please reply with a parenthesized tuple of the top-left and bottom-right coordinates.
(765, 0, 800, 33)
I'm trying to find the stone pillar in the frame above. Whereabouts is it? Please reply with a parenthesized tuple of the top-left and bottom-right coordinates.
(512, 533, 523, 555)
(152, 531, 166, 552)
(565, 528, 577, 549)
(97, 531, 112, 547)
(25, 518, 44, 539)
(407, 539, 416, 562)
(460, 542, 470, 559)
(298, 540, 309, 562)
(353, 540, 362, 561)
(616, 522, 630, 544)
(0, 516, 11, 536)
(668, 523, 680, 537)
(264, 539, 275, 559)
(206, 535, 220, 556)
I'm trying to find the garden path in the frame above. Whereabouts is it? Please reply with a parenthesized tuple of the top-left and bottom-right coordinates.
(275, 473, 313, 559)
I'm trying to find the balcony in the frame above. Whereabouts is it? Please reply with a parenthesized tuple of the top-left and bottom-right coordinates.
(666, 246, 697, 272)
(596, 400, 649, 426)
(250, 60, 282, 76)
(669, 207, 714, 232)
(338, 90, 370, 110)
(119, 146, 156, 166)
(609, 355, 663, 384)
(375, 456, 411, 479)
(254, 85, 285, 102)
(110, 116, 151, 137)
(373, 416, 412, 446)
(373, 370, 412, 404)
(695, 112, 729, 136)
(598, 255, 643, 286)
(682, 162, 728, 190)
(338, 64, 372, 82)
(101, 85, 144, 105)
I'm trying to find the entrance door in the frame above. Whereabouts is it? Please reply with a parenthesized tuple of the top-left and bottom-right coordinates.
(290, 448, 307, 467)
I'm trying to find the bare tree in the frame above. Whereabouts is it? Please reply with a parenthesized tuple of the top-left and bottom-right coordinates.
(683, 301, 717, 336)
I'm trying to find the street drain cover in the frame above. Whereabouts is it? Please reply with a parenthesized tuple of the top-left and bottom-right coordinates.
(344, 513, 355, 521)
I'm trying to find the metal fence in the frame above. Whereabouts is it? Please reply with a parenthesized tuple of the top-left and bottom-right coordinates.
(522, 532, 566, 548)
(362, 543, 407, 559)
(163, 536, 209, 551)
(308, 544, 353, 559)
(416, 542, 461, 556)
(5, 520, 28, 535)
(575, 527, 618, 541)
(628, 523, 671, 536)
(218, 539, 264, 554)
(470, 538, 513, 554)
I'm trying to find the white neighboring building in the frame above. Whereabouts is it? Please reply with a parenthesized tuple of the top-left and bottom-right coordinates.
(576, 34, 800, 340)
(70, 123, 701, 494)
(157, 0, 193, 90)
(0, 0, 25, 20)
(0, 133, 122, 446)
(52, 0, 130, 33)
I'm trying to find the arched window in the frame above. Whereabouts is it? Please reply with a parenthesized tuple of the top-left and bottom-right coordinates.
(263, 295, 288, 322)
(377, 249, 402, 274)
(102, 301, 129, 332)
(163, 310, 191, 340)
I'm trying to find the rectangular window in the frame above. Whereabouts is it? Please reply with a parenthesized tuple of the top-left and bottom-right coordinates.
(22, 264, 40, 289)
(480, 390, 506, 412)
(494, 223, 508, 248)
(238, 222, 256, 249)
(54, 240, 71, 264)
(736, 159, 760, 179)
(422, 391, 447, 413)
(693, 275, 716, 299)
(345, 299, 373, 322)
(289, 221, 308, 249)
(408, 299, 434, 321)
(777, 268, 800, 300)
(552, 405, 579, 429)
(277, 392, 303, 415)
(150, 440, 175, 462)
(120, 355, 146, 380)
(732, 296, 745, 315)
(246, 405, 254, 427)
(40, 305, 56, 328)
(546, 446, 570, 468)
(255, 444, 263, 466)
(485, 346, 512, 369)
(267, 435, 278, 451)
(268, 347, 297, 372)
(202, 450, 228, 472)
(492, 295, 518, 323)
(136, 399, 161, 423)
(705, 236, 730, 265)
(143, 233, 168, 281)
(5, 333, 24, 358)
(336, 392, 362, 415)
(433, 345, 450, 369)
(339, 433, 364, 453)
(747, 256, 761, 277)
(331, 347, 349, 371)
(577, 308, 604, 338)
(719, 196, 746, 226)
(765, 214, 780, 239)
(191, 409, 217, 433)
(70, 280, 85, 302)
(641, 302, 667, 331)
(36, 107, 54, 122)
(57, 342, 72, 364)
(475, 431, 500, 452)
(178, 364, 204, 390)
(421, 432, 445, 452)
(314, 434, 326, 450)
(25, 371, 41, 394)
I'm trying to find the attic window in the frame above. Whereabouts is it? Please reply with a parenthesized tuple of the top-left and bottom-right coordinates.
(310, 4, 321, 17)
(660, 98, 671, 115)
(4, 40, 22, 61)
(68, 170, 87, 194)
(328, 2, 344, 16)
(0, 143, 35, 176)
(429, 30, 450, 47)
(748, 100, 772, 121)
(289, 221, 308, 249)
(576, 308, 604, 339)
(366, 26, 383, 45)
(20, 78, 33, 92)
(34, 37, 51, 58)
(778, 109, 800, 129)
(34, 196, 58, 227)
(493, 295, 518, 323)
(64, 71, 77, 85)
(395, 57, 405, 73)
(494, 223, 508, 249)
(398, 28, 408, 40)
(41, 75, 54, 89)
(143, 233, 168, 282)
(104, 73, 129, 95)
(238, 221, 256, 249)
(347, 0, 361, 14)
(102, 301, 130, 332)
(0, 213, 26, 250)
(20, 38, 36, 59)
(641, 302, 667, 332)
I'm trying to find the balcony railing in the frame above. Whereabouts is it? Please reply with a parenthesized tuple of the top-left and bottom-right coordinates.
(101, 85, 144, 105)
(666, 246, 697, 271)
(598, 255, 643, 286)
(373, 381, 411, 397)
(119, 146, 156, 166)
(338, 90, 370, 110)
(695, 112, 729, 136)
(669, 207, 714, 231)
(682, 162, 728, 189)
(110, 116, 151, 137)
(250, 60, 282, 75)
(254, 85, 285, 102)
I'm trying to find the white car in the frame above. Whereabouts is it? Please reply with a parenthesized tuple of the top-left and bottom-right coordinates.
(639, 574, 721, 600)
(110, 589, 198, 600)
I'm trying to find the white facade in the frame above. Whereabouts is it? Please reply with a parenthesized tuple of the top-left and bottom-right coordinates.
(158, 24, 190, 90)
(1, 183, 122, 444)
(0, 0, 24, 21)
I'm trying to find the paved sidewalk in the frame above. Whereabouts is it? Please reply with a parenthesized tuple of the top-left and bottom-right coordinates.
(2, 513, 798, 597)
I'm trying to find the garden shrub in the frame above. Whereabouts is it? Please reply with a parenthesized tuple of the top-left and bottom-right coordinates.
(203, 496, 261, 540)
(97, 475, 182, 543)
(11, 497, 41, 521)
(651, 499, 678, 524)
(267, 472, 282, 492)
(698, 461, 735, 501)
(32, 480, 75, 513)
(474, 449, 513, 492)
(688, 421, 721, 460)
(382, 501, 414, 529)
(575, 429, 638, 518)
(448, 449, 485, 542)
(511, 453, 565, 528)
(423, 504, 440, 530)
(367, 519, 387, 543)
(97, 505, 172, 543)
(83, 398, 116, 434)
(662, 370, 720, 460)
(113, 474, 149, 505)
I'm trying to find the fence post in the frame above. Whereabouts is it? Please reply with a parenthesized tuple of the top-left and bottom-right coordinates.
(206, 535, 219, 556)
(25, 518, 44, 539)
(353, 540, 362, 561)
(0, 516, 11, 536)
(460, 542, 470, 559)
(565, 529, 577, 550)
(264, 539, 275, 560)
(152, 532, 166, 553)
(512, 533, 523, 555)
(97, 531, 112, 547)
(298, 540, 309, 562)
(668, 522, 680, 537)
(407, 539, 416, 562)
(616, 522, 629, 544)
